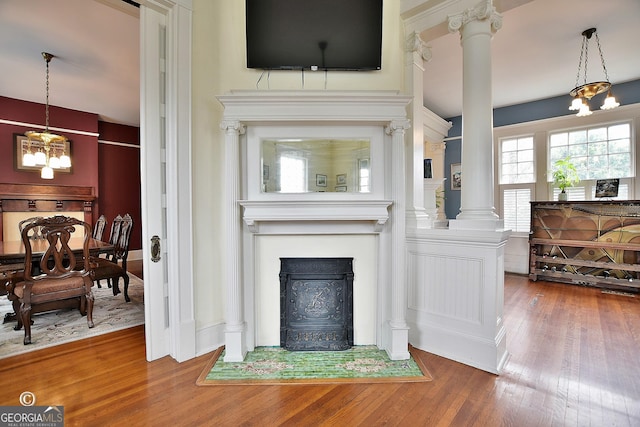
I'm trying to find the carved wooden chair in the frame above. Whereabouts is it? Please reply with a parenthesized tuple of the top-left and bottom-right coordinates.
(91, 214, 133, 302)
(107, 215, 123, 247)
(11, 215, 95, 345)
(95, 214, 121, 288)
(93, 214, 107, 241)
(18, 216, 45, 240)
(5, 216, 45, 296)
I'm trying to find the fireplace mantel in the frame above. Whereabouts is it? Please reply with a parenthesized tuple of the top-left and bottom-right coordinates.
(239, 200, 392, 233)
(218, 90, 412, 362)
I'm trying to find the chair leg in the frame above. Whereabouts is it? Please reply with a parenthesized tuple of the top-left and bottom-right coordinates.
(13, 298, 23, 331)
(112, 277, 121, 296)
(20, 303, 32, 345)
(123, 274, 130, 303)
(79, 295, 87, 316)
(86, 291, 95, 328)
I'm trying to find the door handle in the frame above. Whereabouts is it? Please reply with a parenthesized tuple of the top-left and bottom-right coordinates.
(151, 235, 161, 263)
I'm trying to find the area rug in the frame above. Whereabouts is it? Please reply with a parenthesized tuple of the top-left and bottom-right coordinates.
(196, 345, 432, 385)
(0, 275, 144, 359)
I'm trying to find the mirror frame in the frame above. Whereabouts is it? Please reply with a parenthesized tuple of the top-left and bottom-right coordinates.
(246, 125, 385, 200)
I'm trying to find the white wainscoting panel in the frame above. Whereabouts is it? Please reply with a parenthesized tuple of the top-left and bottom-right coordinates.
(406, 228, 510, 374)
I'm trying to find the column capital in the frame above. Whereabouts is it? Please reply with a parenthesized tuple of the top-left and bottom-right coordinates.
(427, 141, 446, 153)
(220, 120, 246, 135)
(385, 119, 411, 135)
(448, 0, 502, 34)
(406, 31, 432, 63)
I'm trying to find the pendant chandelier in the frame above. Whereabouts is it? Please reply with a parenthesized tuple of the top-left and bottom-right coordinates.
(568, 28, 620, 117)
(23, 52, 71, 179)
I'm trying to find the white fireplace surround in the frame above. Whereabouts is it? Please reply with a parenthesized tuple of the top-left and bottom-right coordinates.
(218, 91, 413, 361)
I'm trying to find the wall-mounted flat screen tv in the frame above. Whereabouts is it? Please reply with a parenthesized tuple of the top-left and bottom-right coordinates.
(246, 0, 383, 71)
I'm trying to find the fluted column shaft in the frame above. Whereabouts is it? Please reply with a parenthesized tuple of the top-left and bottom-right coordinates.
(386, 119, 411, 360)
(404, 32, 432, 229)
(221, 120, 246, 362)
(448, 0, 502, 229)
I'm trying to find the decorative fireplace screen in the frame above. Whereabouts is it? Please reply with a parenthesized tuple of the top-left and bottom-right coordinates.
(280, 258, 354, 351)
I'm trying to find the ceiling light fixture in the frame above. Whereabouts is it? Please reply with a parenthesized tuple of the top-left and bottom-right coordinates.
(568, 28, 620, 117)
(23, 52, 71, 179)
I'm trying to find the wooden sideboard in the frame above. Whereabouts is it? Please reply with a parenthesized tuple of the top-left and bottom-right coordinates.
(0, 183, 95, 241)
(529, 200, 640, 292)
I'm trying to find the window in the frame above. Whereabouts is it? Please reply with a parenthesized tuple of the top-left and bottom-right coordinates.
(503, 188, 531, 232)
(278, 153, 307, 193)
(549, 123, 632, 180)
(358, 158, 370, 193)
(500, 136, 535, 184)
(495, 117, 636, 237)
(499, 136, 535, 232)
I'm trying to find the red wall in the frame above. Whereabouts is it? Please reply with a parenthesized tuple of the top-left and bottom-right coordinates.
(0, 96, 99, 189)
(97, 121, 142, 251)
(0, 96, 141, 251)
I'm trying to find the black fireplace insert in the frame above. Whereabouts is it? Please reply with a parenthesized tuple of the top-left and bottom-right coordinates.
(280, 258, 354, 351)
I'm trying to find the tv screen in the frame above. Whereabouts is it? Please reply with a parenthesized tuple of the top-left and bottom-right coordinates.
(246, 0, 383, 71)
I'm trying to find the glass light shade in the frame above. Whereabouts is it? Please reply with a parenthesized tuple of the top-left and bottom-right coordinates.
(59, 154, 71, 168)
(601, 93, 620, 110)
(569, 97, 582, 111)
(49, 155, 61, 169)
(22, 152, 36, 167)
(40, 166, 54, 179)
(576, 102, 592, 117)
(34, 150, 47, 165)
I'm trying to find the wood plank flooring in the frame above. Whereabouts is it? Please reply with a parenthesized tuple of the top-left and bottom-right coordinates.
(1, 273, 639, 426)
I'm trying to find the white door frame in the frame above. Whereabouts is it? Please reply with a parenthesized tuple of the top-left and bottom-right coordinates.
(139, 0, 195, 362)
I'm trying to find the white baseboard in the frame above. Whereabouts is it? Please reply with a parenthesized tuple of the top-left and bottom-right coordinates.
(409, 317, 508, 374)
(196, 322, 226, 358)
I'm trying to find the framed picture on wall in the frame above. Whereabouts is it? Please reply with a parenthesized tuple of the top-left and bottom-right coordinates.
(316, 174, 327, 187)
(336, 174, 347, 185)
(14, 133, 73, 174)
(450, 163, 461, 190)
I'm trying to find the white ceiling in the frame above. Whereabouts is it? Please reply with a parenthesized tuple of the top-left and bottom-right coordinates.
(0, 0, 639, 127)
(0, 0, 140, 126)
(423, 0, 640, 118)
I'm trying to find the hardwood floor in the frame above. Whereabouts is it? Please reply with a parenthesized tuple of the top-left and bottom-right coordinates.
(1, 274, 639, 426)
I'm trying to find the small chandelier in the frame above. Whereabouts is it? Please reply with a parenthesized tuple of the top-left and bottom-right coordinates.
(23, 52, 71, 179)
(568, 28, 620, 117)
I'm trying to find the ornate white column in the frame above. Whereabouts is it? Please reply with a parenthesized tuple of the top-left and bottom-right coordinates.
(386, 119, 411, 360)
(448, 0, 503, 230)
(221, 120, 247, 362)
(404, 31, 432, 229)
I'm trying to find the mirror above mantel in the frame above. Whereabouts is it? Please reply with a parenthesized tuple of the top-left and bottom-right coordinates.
(245, 122, 385, 201)
(262, 138, 370, 193)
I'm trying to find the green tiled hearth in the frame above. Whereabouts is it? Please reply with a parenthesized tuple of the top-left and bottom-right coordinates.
(197, 346, 430, 384)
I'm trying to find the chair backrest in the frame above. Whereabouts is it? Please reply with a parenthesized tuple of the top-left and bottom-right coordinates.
(18, 216, 45, 240)
(93, 215, 108, 240)
(21, 215, 92, 281)
(113, 214, 133, 261)
(108, 215, 123, 246)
